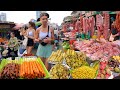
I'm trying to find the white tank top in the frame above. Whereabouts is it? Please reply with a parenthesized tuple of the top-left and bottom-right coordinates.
(39, 28, 51, 40)
(28, 31, 33, 36)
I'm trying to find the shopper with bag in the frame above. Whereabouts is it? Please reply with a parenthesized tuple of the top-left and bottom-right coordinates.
(19, 26, 28, 55)
(35, 13, 54, 70)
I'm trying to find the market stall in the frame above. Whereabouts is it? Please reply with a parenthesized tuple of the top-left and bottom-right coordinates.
(1, 11, 120, 79)
(48, 11, 120, 79)
(47, 49, 115, 79)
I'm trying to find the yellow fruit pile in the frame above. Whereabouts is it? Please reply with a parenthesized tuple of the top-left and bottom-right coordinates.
(112, 56, 120, 63)
(48, 50, 64, 64)
(50, 64, 70, 79)
(65, 49, 87, 69)
(71, 66, 96, 79)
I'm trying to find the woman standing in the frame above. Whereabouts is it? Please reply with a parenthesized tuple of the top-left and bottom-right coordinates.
(35, 13, 54, 70)
(25, 22, 36, 55)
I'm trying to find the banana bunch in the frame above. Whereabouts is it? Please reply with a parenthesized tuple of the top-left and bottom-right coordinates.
(50, 64, 70, 79)
(65, 49, 87, 69)
(71, 66, 96, 79)
(77, 52, 87, 61)
(112, 56, 120, 63)
(65, 49, 77, 57)
(48, 50, 64, 64)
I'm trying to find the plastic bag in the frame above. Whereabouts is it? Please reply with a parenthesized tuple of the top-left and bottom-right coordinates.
(22, 36, 28, 48)
(19, 45, 26, 54)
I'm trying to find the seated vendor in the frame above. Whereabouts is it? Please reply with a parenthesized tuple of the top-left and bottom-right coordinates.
(7, 32, 19, 57)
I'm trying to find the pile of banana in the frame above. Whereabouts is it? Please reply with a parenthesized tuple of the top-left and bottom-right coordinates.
(65, 49, 87, 69)
(48, 50, 64, 64)
(49, 64, 70, 79)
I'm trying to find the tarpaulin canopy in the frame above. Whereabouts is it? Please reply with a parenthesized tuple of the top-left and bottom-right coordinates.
(109, 11, 116, 14)
(13, 23, 25, 30)
(35, 22, 42, 26)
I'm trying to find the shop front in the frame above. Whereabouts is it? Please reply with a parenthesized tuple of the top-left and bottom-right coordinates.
(0, 22, 15, 39)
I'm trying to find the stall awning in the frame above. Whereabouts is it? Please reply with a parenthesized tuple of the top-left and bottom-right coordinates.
(13, 23, 24, 30)
(109, 11, 116, 14)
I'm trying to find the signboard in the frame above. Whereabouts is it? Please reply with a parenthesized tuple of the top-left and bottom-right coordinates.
(0, 25, 10, 28)
(0, 29, 9, 32)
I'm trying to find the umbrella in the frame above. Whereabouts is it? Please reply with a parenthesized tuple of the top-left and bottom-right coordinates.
(35, 21, 42, 26)
(13, 23, 25, 30)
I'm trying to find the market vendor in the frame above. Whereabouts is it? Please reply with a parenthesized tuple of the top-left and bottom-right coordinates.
(109, 21, 120, 41)
(59, 23, 67, 39)
(7, 32, 19, 57)
(35, 13, 54, 70)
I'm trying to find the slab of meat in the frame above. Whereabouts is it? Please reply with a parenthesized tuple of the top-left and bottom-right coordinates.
(96, 14, 104, 40)
(89, 16, 95, 37)
(103, 12, 110, 40)
(74, 40, 120, 61)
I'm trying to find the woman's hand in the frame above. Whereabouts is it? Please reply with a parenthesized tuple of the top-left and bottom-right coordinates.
(46, 37, 51, 42)
(113, 33, 119, 38)
(43, 39, 49, 43)
(9, 45, 14, 48)
(35, 39, 40, 42)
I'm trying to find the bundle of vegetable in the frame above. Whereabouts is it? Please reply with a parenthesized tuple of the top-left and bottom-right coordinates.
(0, 63, 20, 79)
(20, 60, 45, 79)
(62, 41, 70, 50)
(49, 64, 70, 79)
(71, 66, 97, 79)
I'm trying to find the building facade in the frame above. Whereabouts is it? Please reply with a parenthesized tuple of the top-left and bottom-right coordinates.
(36, 11, 46, 19)
(0, 13, 6, 21)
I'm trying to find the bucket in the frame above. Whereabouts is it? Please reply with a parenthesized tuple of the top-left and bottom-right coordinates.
(81, 33, 85, 39)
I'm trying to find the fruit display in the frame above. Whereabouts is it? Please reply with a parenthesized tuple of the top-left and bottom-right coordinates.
(65, 49, 87, 69)
(49, 64, 70, 79)
(97, 61, 111, 79)
(0, 63, 20, 79)
(71, 66, 97, 79)
(108, 58, 120, 73)
(112, 56, 120, 63)
(48, 50, 64, 64)
(74, 40, 120, 61)
(20, 60, 45, 79)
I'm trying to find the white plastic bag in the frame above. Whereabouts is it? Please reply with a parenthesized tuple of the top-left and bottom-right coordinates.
(109, 34, 114, 42)
(22, 36, 28, 48)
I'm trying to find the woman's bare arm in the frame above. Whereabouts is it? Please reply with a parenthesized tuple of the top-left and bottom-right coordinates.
(35, 28, 42, 42)
(51, 27, 55, 40)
